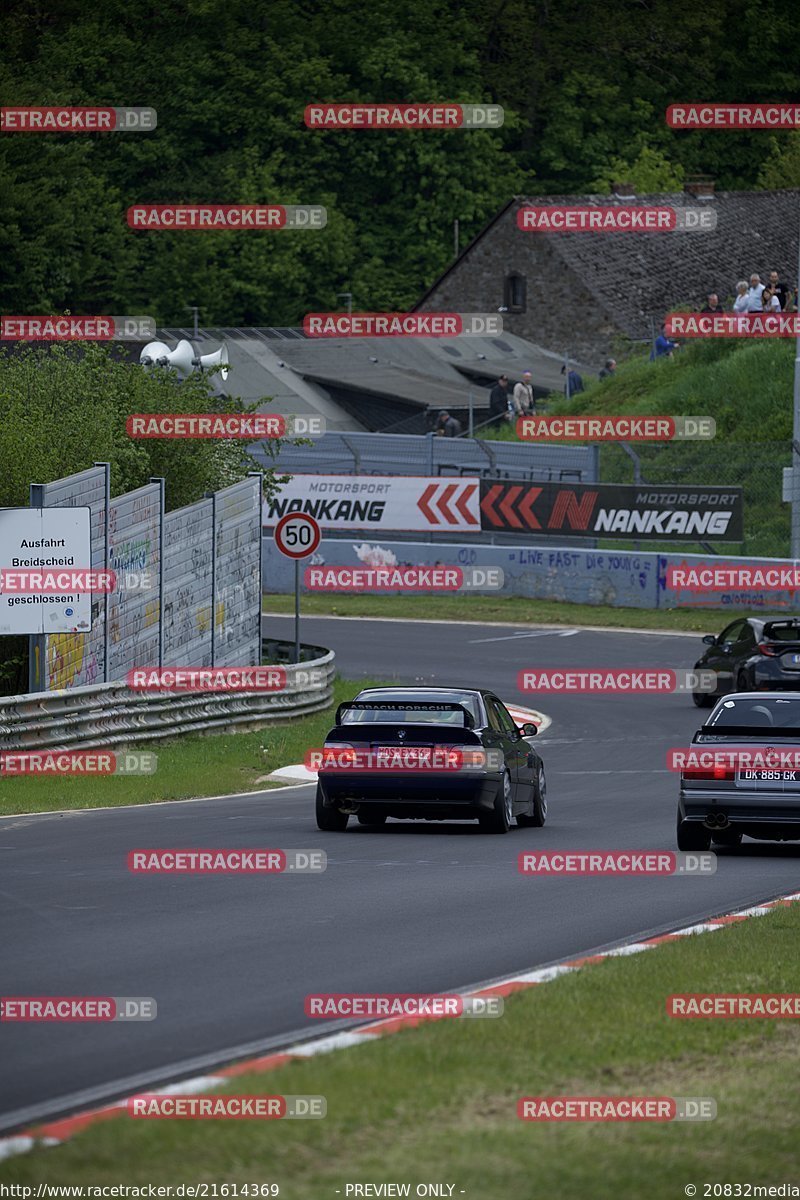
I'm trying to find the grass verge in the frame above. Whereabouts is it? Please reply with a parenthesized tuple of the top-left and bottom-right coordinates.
(263, 592, 732, 633)
(0, 676, 386, 818)
(3, 901, 799, 1195)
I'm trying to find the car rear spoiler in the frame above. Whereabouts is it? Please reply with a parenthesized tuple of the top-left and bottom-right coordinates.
(698, 725, 800, 737)
(335, 700, 475, 729)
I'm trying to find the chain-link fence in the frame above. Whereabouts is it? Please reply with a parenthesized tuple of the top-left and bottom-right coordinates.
(600, 440, 789, 558)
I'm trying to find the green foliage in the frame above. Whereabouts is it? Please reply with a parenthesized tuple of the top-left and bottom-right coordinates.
(2, 0, 798, 321)
(0, 342, 277, 510)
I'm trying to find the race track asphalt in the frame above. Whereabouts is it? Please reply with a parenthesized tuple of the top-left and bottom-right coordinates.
(2, 614, 799, 1131)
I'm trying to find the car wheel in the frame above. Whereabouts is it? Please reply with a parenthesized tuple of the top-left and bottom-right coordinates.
(518, 765, 547, 827)
(315, 783, 349, 831)
(357, 812, 387, 826)
(736, 671, 750, 693)
(676, 809, 711, 851)
(712, 829, 743, 847)
(692, 689, 713, 708)
(479, 770, 512, 834)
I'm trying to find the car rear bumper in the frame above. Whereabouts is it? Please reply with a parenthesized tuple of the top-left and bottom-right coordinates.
(679, 786, 800, 830)
(319, 771, 499, 812)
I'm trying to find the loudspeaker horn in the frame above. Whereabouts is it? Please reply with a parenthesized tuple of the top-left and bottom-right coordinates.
(195, 343, 229, 382)
(139, 338, 196, 377)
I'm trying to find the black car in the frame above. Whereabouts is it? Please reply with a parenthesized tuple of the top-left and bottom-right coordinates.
(692, 616, 800, 706)
(314, 686, 546, 834)
(677, 692, 800, 850)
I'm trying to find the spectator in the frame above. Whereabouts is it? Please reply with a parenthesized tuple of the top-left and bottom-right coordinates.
(747, 273, 765, 312)
(761, 286, 781, 313)
(599, 357, 617, 380)
(436, 409, 461, 437)
(488, 374, 510, 426)
(733, 281, 749, 314)
(561, 363, 584, 396)
(512, 370, 535, 415)
(700, 292, 724, 313)
(650, 324, 678, 361)
(767, 269, 792, 311)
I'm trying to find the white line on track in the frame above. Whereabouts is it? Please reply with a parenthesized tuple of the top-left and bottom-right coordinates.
(468, 628, 579, 644)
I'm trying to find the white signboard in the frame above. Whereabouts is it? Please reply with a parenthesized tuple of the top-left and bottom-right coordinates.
(263, 474, 481, 533)
(0, 507, 92, 634)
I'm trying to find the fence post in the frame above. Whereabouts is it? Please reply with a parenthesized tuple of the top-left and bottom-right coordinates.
(150, 476, 166, 668)
(206, 489, 217, 666)
(27, 482, 46, 693)
(96, 462, 111, 683)
(249, 471, 264, 664)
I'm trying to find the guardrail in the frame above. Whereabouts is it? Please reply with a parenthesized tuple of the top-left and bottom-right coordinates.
(0, 641, 335, 753)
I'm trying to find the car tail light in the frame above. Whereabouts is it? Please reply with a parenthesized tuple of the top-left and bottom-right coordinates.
(757, 642, 779, 657)
(321, 742, 357, 768)
(434, 748, 484, 768)
(682, 766, 736, 781)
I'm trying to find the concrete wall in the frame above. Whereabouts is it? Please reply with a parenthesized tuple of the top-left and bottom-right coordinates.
(263, 536, 800, 614)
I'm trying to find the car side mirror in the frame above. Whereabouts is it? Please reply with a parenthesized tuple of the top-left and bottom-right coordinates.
(519, 722, 538, 737)
(701, 635, 716, 646)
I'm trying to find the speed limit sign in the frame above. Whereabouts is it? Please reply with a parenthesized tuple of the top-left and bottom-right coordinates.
(274, 512, 321, 559)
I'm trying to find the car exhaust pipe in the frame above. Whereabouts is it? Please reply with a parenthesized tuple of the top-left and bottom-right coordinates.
(704, 813, 729, 829)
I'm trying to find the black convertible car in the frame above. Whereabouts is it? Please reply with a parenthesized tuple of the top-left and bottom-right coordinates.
(314, 686, 547, 834)
(677, 693, 800, 850)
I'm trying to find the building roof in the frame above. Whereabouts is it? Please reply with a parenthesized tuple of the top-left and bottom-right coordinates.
(414, 189, 800, 344)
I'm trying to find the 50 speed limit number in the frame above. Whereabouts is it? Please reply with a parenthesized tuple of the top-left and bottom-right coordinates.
(273, 513, 321, 559)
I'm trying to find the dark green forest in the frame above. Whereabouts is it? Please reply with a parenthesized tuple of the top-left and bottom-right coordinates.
(2, 0, 799, 324)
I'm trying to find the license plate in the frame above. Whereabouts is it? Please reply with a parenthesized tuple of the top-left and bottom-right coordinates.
(738, 769, 800, 783)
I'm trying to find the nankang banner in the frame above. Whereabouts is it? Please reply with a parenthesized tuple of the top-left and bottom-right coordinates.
(263, 475, 481, 533)
(479, 481, 743, 541)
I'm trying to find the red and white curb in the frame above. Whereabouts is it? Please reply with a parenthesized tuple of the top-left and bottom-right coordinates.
(2, 888, 799, 1163)
(265, 704, 551, 784)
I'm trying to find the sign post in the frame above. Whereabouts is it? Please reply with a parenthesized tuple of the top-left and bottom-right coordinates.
(273, 513, 321, 663)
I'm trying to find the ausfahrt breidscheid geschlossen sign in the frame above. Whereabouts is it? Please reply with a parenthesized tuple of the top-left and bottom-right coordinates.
(263, 475, 743, 542)
(0, 507, 93, 634)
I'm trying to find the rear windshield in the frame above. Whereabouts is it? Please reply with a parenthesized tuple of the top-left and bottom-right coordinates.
(707, 697, 800, 730)
(763, 622, 800, 642)
(342, 694, 480, 726)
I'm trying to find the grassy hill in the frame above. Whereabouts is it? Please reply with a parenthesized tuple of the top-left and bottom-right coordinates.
(487, 338, 794, 557)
